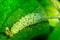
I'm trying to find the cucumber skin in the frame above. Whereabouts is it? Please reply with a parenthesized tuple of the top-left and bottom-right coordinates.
(11, 13, 42, 34)
(39, 0, 60, 27)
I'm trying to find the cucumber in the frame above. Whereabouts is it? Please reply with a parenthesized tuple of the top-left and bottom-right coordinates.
(11, 5, 47, 35)
(51, 0, 60, 12)
(39, 0, 60, 27)
(51, 0, 60, 9)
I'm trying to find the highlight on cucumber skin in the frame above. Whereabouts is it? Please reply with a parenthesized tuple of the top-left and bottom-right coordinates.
(0, 0, 60, 40)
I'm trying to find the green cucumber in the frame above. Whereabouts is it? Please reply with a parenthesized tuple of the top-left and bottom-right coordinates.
(39, 0, 60, 27)
(11, 4, 47, 34)
(51, 0, 60, 12)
